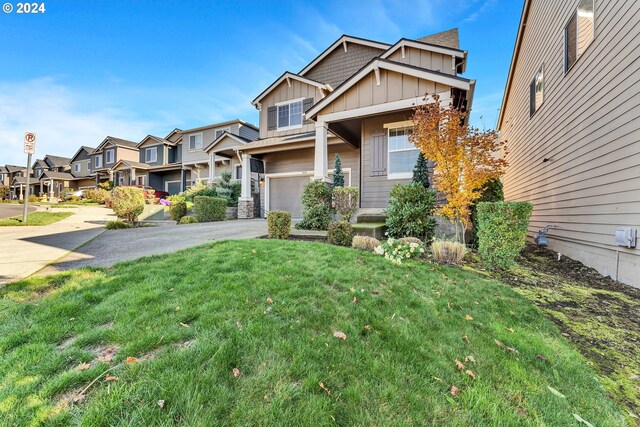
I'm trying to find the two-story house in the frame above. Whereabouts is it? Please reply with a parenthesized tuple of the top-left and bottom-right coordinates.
(234, 30, 474, 219)
(89, 137, 139, 185)
(6, 165, 27, 199)
(35, 155, 74, 198)
(112, 129, 183, 194)
(69, 146, 97, 190)
(181, 120, 259, 190)
(498, 1, 639, 287)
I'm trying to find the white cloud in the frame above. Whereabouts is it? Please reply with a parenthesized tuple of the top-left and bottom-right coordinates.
(0, 77, 158, 165)
(463, 0, 497, 23)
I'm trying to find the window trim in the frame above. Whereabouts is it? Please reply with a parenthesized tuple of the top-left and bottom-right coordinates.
(276, 97, 305, 131)
(215, 127, 232, 139)
(105, 149, 115, 164)
(386, 123, 420, 180)
(94, 156, 102, 169)
(188, 132, 203, 151)
(74, 163, 81, 173)
(145, 147, 158, 163)
(529, 64, 544, 117)
(233, 164, 243, 181)
(564, 0, 595, 74)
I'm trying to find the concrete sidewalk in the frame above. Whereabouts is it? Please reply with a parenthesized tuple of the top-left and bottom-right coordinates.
(37, 219, 267, 276)
(0, 206, 115, 284)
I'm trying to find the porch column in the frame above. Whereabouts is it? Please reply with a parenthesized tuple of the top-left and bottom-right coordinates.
(314, 121, 329, 181)
(130, 168, 136, 185)
(209, 154, 216, 183)
(181, 168, 187, 192)
(19, 184, 23, 200)
(49, 179, 54, 200)
(40, 181, 43, 196)
(238, 153, 254, 219)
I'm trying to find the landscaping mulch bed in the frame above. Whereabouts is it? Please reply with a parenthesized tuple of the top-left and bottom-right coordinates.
(474, 245, 640, 421)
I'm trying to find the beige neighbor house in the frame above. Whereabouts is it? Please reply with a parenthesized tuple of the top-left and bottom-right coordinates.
(235, 30, 474, 219)
(69, 146, 97, 190)
(180, 120, 259, 190)
(112, 129, 184, 194)
(498, 0, 640, 287)
(89, 137, 139, 186)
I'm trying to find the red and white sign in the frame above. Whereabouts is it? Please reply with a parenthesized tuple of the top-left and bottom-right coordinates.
(24, 132, 36, 154)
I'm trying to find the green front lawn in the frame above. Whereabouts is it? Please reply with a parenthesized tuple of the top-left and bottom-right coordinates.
(0, 211, 74, 226)
(0, 240, 627, 426)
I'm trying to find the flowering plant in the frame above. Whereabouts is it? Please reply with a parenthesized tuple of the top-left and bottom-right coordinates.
(374, 238, 424, 265)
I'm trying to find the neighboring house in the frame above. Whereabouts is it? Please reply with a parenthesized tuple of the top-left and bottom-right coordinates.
(35, 154, 73, 197)
(89, 137, 139, 185)
(112, 130, 184, 194)
(497, 1, 639, 286)
(5, 165, 27, 199)
(235, 30, 473, 219)
(0, 166, 8, 187)
(181, 120, 259, 190)
(69, 146, 97, 189)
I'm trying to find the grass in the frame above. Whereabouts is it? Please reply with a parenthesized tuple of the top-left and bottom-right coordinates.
(0, 211, 74, 226)
(0, 240, 627, 426)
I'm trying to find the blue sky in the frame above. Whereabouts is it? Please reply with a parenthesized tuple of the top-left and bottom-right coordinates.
(0, 0, 523, 165)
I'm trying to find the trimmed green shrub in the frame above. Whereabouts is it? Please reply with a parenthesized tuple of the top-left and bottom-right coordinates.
(476, 201, 533, 269)
(333, 154, 344, 187)
(385, 183, 437, 243)
(105, 220, 131, 230)
(296, 180, 333, 230)
(470, 178, 504, 247)
(169, 200, 187, 221)
(327, 221, 353, 246)
(267, 210, 291, 239)
(179, 216, 199, 225)
(85, 188, 110, 204)
(28, 195, 39, 203)
(193, 196, 226, 222)
(333, 186, 359, 222)
(352, 235, 380, 251)
(111, 186, 145, 223)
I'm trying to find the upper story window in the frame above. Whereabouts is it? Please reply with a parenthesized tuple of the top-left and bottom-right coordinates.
(145, 147, 158, 163)
(35, 168, 42, 178)
(215, 127, 231, 139)
(95, 155, 102, 168)
(106, 149, 115, 164)
(565, 0, 594, 73)
(277, 98, 304, 130)
(387, 124, 420, 180)
(74, 163, 81, 173)
(189, 133, 203, 150)
(529, 64, 544, 116)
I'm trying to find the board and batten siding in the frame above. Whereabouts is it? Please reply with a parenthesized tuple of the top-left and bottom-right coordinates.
(386, 47, 456, 75)
(499, 0, 640, 286)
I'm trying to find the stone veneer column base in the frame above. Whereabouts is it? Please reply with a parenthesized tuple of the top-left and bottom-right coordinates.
(238, 198, 255, 219)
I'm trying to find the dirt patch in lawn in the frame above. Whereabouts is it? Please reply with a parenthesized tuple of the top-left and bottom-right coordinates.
(471, 245, 640, 420)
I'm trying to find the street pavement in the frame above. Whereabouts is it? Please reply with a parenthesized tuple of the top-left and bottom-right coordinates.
(0, 203, 36, 219)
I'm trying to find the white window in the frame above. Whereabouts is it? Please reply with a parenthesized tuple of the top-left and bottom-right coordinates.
(215, 127, 231, 139)
(565, 0, 594, 73)
(95, 156, 102, 168)
(36, 168, 42, 178)
(387, 125, 420, 180)
(145, 147, 158, 163)
(74, 163, 80, 173)
(277, 98, 304, 130)
(106, 149, 115, 164)
(529, 64, 544, 116)
(189, 133, 203, 150)
(234, 164, 242, 180)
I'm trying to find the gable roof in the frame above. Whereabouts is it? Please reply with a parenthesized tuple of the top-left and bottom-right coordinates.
(181, 119, 258, 134)
(112, 159, 152, 170)
(203, 131, 253, 153)
(497, 0, 531, 129)
(305, 58, 474, 119)
(40, 170, 75, 180)
(418, 28, 460, 49)
(298, 35, 390, 77)
(69, 146, 95, 163)
(251, 72, 332, 108)
(137, 135, 175, 148)
(5, 164, 25, 173)
(44, 155, 71, 168)
(32, 159, 47, 169)
(93, 136, 138, 152)
(380, 38, 467, 73)
(164, 128, 183, 142)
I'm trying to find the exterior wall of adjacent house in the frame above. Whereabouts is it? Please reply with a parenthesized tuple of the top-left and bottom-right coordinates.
(139, 143, 165, 166)
(386, 47, 456, 76)
(499, 0, 640, 286)
(149, 170, 182, 192)
(304, 43, 386, 89)
(71, 149, 92, 177)
(258, 81, 324, 140)
(182, 123, 241, 165)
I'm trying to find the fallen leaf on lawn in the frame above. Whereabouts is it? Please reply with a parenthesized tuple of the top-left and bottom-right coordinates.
(515, 408, 528, 417)
(180, 322, 190, 328)
(251, 249, 257, 254)
(105, 374, 119, 382)
(434, 291, 441, 297)
(450, 385, 459, 397)
(448, 301, 452, 308)
(175, 306, 181, 311)
(572, 413, 594, 427)
(266, 298, 273, 304)
(547, 386, 566, 398)
(352, 296, 357, 304)
(98, 347, 117, 362)
(157, 400, 165, 408)
(333, 331, 347, 340)
(495, 339, 518, 353)
(75, 362, 91, 371)
(465, 315, 473, 321)
(319, 382, 332, 396)
(232, 368, 241, 378)
(350, 288, 356, 292)
(536, 354, 548, 363)
(125, 357, 138, 365)
(506, 327, 515, 333)
(72, 394, 86, 404)
(236, 321, 242, 329)
(561, 332, 570, 337)
(357, 259, 364, 265)
(627, 411, 638, 419)
(465, 355, 476, 363)
(465, 370, 476, 380)
(432, 376, 444, 383)
(168, 288, 174, 292)
(363, 325, 371, 331)
(463, 335, 471, 345)
(629, 374, 639, 380)
(455, 359, 465, 370)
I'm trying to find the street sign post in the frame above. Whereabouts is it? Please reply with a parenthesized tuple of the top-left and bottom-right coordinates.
(22, 132, 36, 223)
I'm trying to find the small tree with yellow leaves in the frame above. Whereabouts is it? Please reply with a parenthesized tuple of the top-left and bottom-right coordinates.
(411, 93, 507, 243)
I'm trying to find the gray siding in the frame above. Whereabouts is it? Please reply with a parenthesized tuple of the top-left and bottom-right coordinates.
(239, 124, 259, 141)
(139, 144, 164, 166)
(182, 123, 241, 165)
(499, 0, 640, 286)
(305, 43, 385, 89)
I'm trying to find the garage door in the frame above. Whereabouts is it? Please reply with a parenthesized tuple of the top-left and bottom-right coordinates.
(269, 176, 310, 218)
(166, 181, 181, 195)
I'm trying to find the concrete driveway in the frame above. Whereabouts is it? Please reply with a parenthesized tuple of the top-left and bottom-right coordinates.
(37, 219, 267, 276)
(0, 204, 36, 219)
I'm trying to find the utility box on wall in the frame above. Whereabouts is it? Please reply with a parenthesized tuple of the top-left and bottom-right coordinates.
(615, 227, 637, 248)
